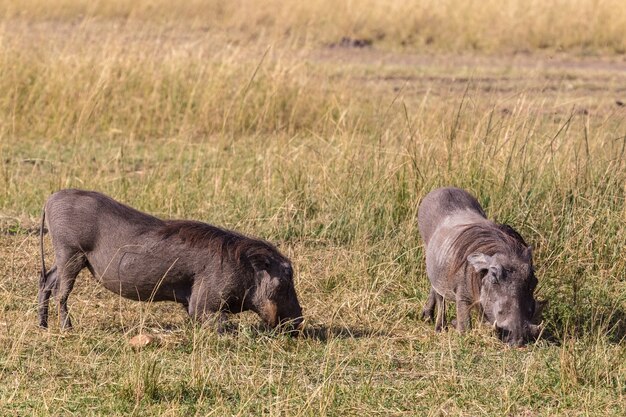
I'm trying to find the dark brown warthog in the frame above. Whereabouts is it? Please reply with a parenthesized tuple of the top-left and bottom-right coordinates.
(38, 189, 303, 332)
(418, 187, 541, 346)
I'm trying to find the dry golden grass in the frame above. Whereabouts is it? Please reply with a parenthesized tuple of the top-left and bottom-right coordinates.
(0, 1, 625, 415)
(3, 0, 626, 53)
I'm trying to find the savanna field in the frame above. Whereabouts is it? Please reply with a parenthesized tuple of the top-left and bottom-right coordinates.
(0, 0, 625, 415)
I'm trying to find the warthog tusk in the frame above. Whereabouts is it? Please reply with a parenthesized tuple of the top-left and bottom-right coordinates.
(528, 322, 543, 338)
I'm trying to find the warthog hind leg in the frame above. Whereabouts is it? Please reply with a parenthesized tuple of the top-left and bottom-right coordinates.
(38, 265, 58, 328)
(56, 252, 86, 330)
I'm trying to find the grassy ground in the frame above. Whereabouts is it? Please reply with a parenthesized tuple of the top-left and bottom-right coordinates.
(0, 1, 625, 415)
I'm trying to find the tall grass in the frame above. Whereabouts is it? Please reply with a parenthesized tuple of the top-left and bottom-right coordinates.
(3, 0, 626, 53)
(0, 2, 625, 415)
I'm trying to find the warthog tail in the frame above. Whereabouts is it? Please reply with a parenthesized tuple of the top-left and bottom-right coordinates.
(39, 208, 47, 288)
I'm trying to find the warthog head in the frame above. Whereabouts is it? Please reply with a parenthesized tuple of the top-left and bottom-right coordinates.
(468, 247, 541, 346)
(251, 255, 303, 333)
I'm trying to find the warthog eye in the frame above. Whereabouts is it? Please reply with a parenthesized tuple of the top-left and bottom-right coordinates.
(281, 263, 293, 279)
(278, 281, 291, 293)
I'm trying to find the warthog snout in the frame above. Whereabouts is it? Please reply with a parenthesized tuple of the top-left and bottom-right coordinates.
(277, 304, 304, 335)
(256, 289, 303, 334)
(496, 322, 542, 347)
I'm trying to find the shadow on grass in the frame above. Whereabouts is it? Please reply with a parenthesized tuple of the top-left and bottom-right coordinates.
(214, 322, 388, 341)
(538, 301, 626, 346)
(606, 312, 626, 343)
(300, 324, 388, 341)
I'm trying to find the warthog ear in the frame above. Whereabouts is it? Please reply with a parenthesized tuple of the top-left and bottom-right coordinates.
(248, 254, 271, 272)
(467, 252, 492, 272)
(254, 268, 271, 283)
(467, 252, 501, 283)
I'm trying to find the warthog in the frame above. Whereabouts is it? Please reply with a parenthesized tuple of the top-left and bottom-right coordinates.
(38, 189, 303, 332)
(418, 187, 541, 346)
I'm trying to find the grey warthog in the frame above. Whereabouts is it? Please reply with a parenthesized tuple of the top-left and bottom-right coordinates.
(38, 189, 303, 332)
(418, 187, 541, 346)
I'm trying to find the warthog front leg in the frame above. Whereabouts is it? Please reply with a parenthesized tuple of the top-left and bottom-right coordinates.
(188, 306, 230, 333)
(214, 312, 230, 334)
(455, 293, 472, 333)
(187, 285, 232, 333)
(421, 288, 437, 321)
(434, 292, 446, 332)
